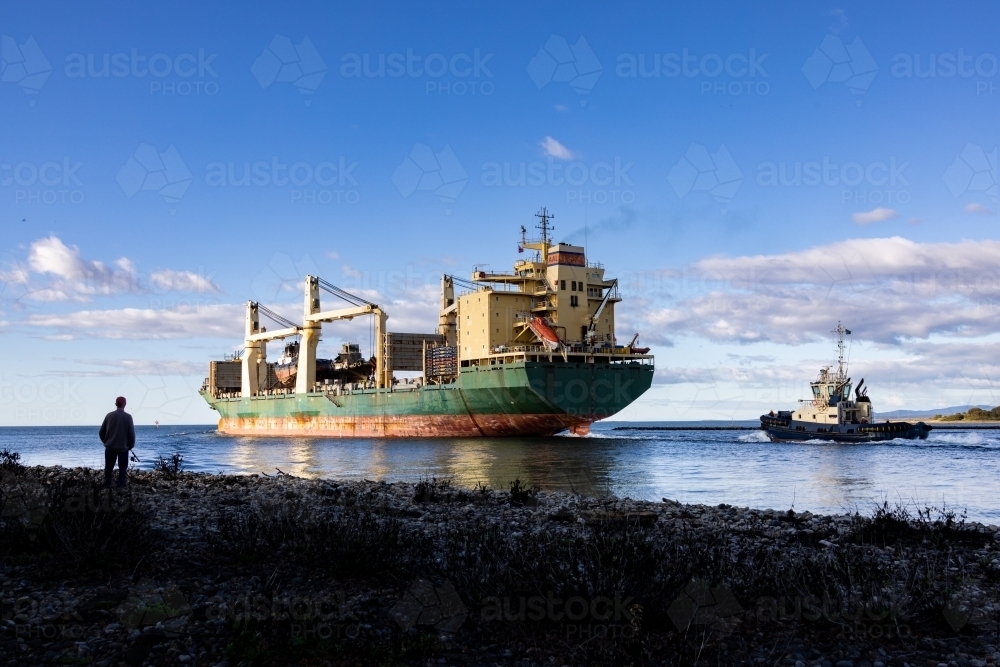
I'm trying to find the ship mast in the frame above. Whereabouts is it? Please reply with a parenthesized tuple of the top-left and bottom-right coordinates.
(833, 322, 847, 381)
(534, 207, 554, 260)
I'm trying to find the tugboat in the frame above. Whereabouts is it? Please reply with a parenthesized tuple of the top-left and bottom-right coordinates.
(760, 324, 931, 442)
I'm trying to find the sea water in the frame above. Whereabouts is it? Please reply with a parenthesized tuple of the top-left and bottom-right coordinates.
(1, 421, 997, 522)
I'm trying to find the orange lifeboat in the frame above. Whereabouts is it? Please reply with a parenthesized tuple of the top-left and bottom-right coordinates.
(528, 317, 561, 351)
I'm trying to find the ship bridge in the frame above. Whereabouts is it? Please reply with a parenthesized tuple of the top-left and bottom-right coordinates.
(438, 207, 646, 370)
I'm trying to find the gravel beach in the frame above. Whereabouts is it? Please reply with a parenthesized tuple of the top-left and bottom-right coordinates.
(2, 462, 999, 667)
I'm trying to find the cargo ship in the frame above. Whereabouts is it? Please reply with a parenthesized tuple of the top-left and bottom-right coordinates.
(759, 324, 931, 442)
(200, 209, 655, 437)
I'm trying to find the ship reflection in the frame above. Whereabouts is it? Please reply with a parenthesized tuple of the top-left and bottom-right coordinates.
(221, 435, 619, 496)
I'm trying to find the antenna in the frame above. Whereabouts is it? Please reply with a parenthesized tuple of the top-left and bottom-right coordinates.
(534, 207, 554, 247)
(833, 322, 846, 379)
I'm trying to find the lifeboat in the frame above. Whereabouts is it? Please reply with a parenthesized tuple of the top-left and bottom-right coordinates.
(528, 317, 561, 351)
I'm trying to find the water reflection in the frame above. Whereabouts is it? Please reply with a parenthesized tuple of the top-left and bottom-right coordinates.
(2, 425, 998, 522)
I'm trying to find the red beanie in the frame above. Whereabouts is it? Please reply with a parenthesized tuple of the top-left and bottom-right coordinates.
(115, 396, 126, 408)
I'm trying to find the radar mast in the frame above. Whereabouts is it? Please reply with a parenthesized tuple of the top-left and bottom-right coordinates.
(833, 322, 848, 381)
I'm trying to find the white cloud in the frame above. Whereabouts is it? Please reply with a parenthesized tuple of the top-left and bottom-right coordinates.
(0, 266, 29, 285)
(341, 264, 363, 279)
(64, 358, 207, 377)
(150, 270, 221, 293)
(25, 303, 244, 340)
(21, 276, 441, 344)
(1, 236, 227, 303)
(653, 341, 1000, 405)
(540, 136, 577, 160)
(632, 236, 1000, 345)
(851, 207, 897, 224)
(26, 236, 138, 300)
(964, 202, 995, 215)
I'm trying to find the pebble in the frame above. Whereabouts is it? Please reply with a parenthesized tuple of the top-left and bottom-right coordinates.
(3, 465, 999, 666)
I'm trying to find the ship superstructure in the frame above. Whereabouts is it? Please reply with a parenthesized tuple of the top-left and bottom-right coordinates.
(760, 324, 930, 442)
(200, 209, 654, 437)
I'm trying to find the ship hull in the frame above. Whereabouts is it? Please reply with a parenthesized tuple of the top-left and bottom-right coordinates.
(760, 416, 931, 443)
(204, 360, 653, 438)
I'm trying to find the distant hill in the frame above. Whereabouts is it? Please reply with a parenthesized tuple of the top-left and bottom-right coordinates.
(878, 405, 992, 418)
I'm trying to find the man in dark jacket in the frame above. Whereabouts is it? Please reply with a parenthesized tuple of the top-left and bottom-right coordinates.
(99, 396, 136, 488)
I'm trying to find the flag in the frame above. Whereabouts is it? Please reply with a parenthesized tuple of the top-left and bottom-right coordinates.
(845, 329, 851, 335)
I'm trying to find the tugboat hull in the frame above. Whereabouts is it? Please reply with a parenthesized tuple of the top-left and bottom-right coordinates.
(759, 415, 931, 443)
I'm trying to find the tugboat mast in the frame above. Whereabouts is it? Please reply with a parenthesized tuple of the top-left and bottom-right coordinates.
(833, 322, 848, 381)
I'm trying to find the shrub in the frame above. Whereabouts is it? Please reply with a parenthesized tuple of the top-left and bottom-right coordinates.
(508, 478, 539, 507)
(153, 453, 184, 478)
(0, 448, 23, 473)
(413, 477, 453, 503)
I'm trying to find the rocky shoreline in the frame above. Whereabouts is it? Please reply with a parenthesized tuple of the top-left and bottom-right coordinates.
(2, 462, 999, 667)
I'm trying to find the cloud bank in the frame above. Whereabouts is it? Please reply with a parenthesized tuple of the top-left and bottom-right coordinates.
(628, 236, 1000, 345)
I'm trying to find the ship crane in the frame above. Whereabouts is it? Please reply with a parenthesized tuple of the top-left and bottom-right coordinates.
(242, 302, 302, 396)
(296, 276, 390, 393)
(585, 278, 617, 345)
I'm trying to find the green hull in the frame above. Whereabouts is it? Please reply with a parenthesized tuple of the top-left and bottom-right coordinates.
(204, 360, 653, 437)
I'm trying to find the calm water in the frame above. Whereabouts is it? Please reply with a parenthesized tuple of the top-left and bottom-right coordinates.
(2, 422, 998, 522)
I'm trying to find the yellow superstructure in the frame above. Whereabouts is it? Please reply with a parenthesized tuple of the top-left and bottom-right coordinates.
(455, 208, 621, 362)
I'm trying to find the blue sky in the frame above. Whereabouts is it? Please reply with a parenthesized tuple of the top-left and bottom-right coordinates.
(2, 1, 1000, 424)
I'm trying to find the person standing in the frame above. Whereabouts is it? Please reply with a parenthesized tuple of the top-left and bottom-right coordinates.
(99, 396, 136, 489)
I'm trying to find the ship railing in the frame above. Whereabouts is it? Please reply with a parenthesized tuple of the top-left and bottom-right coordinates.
(473, 270, 518, 279)
(456, 285, 510, 298)
(485, 344, 653, 359)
